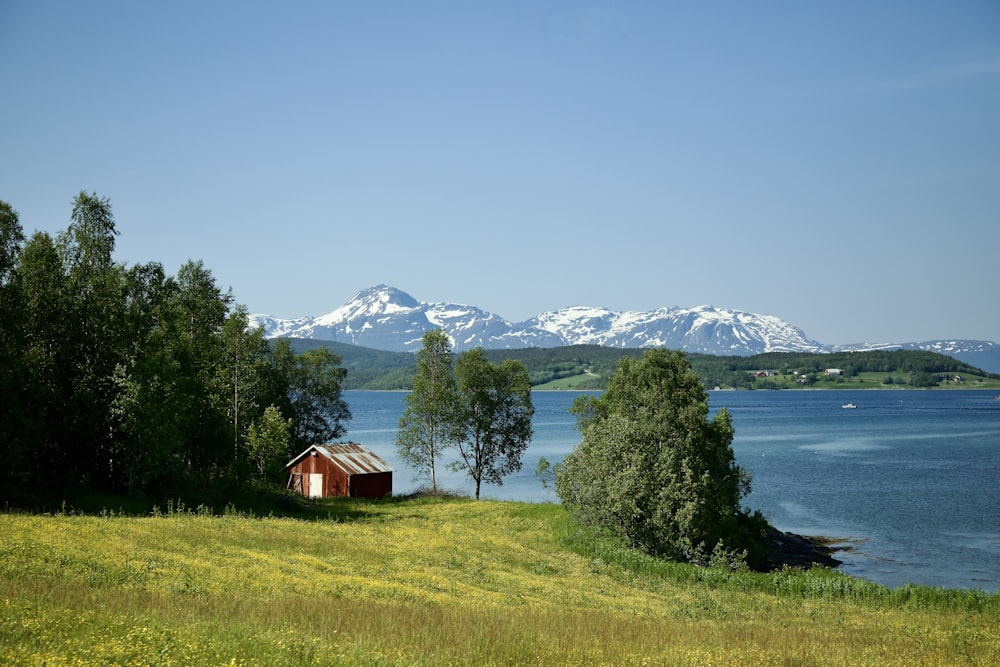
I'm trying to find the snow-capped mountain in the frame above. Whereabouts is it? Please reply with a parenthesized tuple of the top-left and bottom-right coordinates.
(524, 304, 825, 354)
(260, 285, 561, 351)
(250, 285, 823, 355)
(248, 285, 999, 371)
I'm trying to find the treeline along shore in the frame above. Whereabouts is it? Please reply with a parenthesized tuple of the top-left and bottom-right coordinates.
(289, 339, 1000, 391)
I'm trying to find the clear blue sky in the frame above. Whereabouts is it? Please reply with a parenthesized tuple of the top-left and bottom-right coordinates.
(2, 1, 998, 344)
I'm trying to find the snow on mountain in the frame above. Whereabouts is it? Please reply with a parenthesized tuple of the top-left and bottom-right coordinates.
(249, 285, 823, 355)
(247, 285, 999, 371)
(830, 339, 997, 355)
(248, 314, 314, 339)
(525, 304, 825, 353)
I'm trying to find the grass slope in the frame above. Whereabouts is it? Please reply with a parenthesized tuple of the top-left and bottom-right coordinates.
(3, 498, 998, 665)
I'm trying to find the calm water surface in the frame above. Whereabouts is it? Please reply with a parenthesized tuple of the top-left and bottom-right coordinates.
(342, 389, 1000, 592)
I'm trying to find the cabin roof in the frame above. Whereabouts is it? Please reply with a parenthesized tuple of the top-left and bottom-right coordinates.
(286, 443, 394, 475)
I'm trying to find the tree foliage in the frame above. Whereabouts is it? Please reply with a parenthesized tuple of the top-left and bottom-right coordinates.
(394, 334, 536, 497)
(451, 348, 534, 500)
(396, 329, 459, 492)
(0, 194, 350, 505)
(247, 405, 293, 483)
(556, 349, 767, 567)
(269, 339, 351, 451)
(0, 202, 28, 496)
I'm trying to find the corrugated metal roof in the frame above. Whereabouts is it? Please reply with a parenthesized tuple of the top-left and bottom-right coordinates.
(286, 442, 393, 474)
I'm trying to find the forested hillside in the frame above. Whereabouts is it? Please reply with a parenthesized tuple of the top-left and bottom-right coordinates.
(288, 338, 416, 389)
(313, 339, 1000, 391)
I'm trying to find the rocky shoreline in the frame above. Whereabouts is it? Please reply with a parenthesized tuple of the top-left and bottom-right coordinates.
(757, 526, 845, 572)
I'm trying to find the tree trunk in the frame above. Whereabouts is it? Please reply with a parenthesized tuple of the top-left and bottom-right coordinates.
(430, 452, 437, 493)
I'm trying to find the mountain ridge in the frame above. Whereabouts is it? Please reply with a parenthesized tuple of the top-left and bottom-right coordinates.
(249, 285, 1000, 373)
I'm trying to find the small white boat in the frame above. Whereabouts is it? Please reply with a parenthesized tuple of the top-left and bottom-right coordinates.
(842, 403, 857, 409)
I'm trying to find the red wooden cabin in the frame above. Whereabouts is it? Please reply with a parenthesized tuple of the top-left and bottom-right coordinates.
(286, 443, 392, 499)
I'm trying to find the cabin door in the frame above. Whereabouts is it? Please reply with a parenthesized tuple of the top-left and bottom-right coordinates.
(308, 473, 323, 498)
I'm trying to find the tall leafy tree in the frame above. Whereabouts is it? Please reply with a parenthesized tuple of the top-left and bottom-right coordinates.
(451, 348, 534, 500)
(55, 192, 128, 488)
(14, 232, 70, 486)
(109, 261, 188, 494)
(220, 305, 273, 473)
(287, 346, 351, 450)
(0, 201, 23, 285)
(266, 339, 351, 453)
(0, 202, 28, 497)
(396, 329, 458, 493)
(171, 259, 235, 482)
(556, 348, 767, 567)
(59, 191, 118, 271)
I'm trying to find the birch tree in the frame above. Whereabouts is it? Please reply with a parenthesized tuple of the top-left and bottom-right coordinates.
(395, 329, 458, 493)
(451, 348, 534, 500)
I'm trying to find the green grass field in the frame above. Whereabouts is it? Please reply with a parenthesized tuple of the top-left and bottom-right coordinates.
(2, 497, 998, 665)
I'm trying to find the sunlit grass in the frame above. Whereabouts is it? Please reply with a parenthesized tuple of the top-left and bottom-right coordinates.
(2, 498, 998, 665)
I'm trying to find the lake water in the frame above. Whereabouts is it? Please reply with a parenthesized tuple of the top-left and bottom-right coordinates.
(341, 389, 1000, 592)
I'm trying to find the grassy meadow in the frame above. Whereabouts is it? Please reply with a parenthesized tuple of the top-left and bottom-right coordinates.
(2, 497, 998, 666)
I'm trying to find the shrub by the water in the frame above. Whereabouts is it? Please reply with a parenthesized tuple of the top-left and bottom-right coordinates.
(557, 349, 768, 567)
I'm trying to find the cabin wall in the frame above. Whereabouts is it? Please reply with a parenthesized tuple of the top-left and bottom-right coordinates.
(349, 471, 392, 499)
(288, 455, 349, 498)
